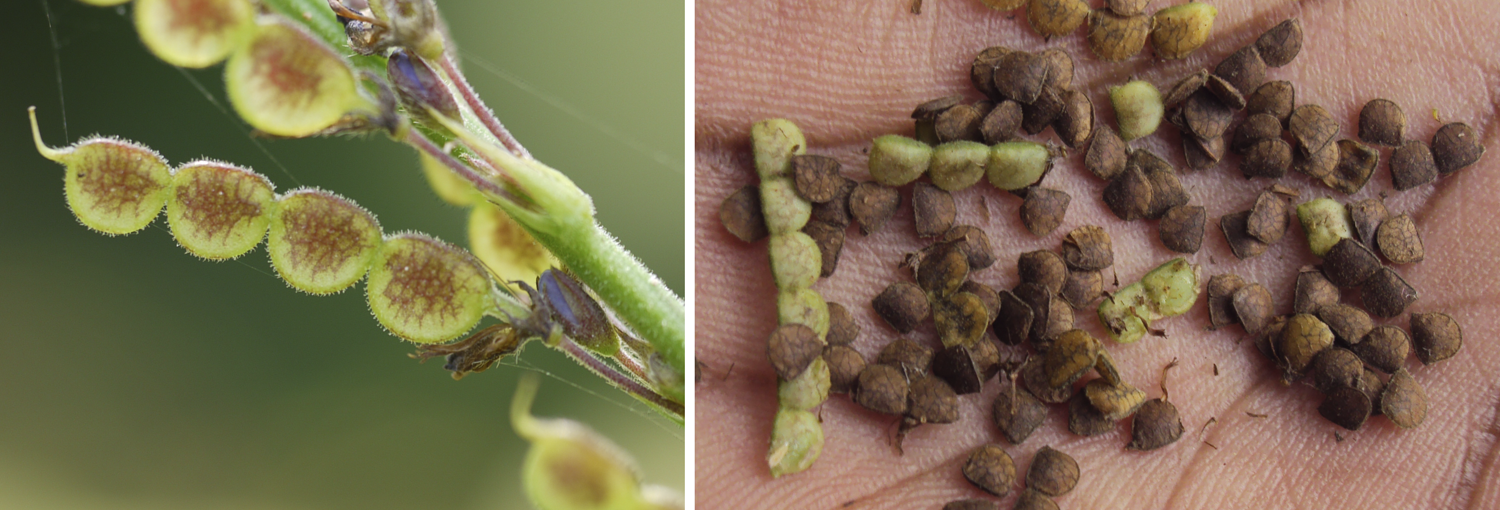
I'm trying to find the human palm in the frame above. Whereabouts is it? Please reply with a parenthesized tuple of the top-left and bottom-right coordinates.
(695, 1, 1499, 507)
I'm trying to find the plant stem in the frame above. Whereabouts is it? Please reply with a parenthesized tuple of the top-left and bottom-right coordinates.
(557, 334, 684, 422)
(438, 55, 532, 160)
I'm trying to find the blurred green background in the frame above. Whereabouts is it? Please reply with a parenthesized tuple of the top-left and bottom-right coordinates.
(0, 1, 684, 509)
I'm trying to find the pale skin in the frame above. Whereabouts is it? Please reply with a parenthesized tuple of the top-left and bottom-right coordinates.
(695, 0, 1500, 508)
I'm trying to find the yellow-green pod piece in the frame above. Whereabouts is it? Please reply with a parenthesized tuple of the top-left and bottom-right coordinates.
(868, 135, 933, 187)
(777, 288, 830, 340)
(752, 119, 806, 180)
(225, 15, 372, 137)
(469, 200, 556, 290)
(79, 0, 132, 6)
(134, 0, 254, 69)
(420, 152, 479, 206)
(778, 357, 831, 411)
(30, 108, 171, 236)
(366, 233, 493, 344)
(267, 188, 383, 294)
(767, 407, 823, 478)
(1097, 281, 1158, 343)
(1141, 257, 1201, 317)
(768, 232, 821, 291)
(511, 373, 651, 510)
(987, 141, 1052, 191)
(1297, 197, 1353, 257)
(166, 160, 275, 260)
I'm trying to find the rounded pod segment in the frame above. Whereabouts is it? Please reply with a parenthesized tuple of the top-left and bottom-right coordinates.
(469, 200, 556, 288)
(134, 0, 254, 68)
(30, 109, 172, 236)
(225, 15, 373, 137)
(366, 233, 494, 344)
(267, 188, 383, 294)
(166, 160, 275, 259)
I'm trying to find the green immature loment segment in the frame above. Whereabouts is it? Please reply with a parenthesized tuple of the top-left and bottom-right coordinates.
(1097, 258, 1203, 343)
(754, 119, 832, 478)
(30, 107, 494, 345)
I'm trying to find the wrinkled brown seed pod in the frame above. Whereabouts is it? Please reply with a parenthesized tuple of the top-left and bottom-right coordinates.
(913, 95, 963, 121)
(1014, 488, 1060, 510)
(1322, 238, 1382, 288)
(1245, 189, 1289, 243)
(1376, 213, 1424, 264)
(1143, 165, 1189, 220)
(855, 364, 910, 415)
(1158, 204, 1206, 254)
(1220, 210, 1269, 260)
(1022, 355, 1072, 403)
(1027, 0, 1090, 39)
(825, 301, 859, 346)
(1232, 113, 1284, 154)
(1390, 140, 1439, 191)
(961, 280, 1002, 325)
(942, 225, 998, 270)
(963, 443, 1017, 496)
(971, 46, 1013, 99)
(1360, 267, 1419, 318)
(1040, 48, 1075, 90)
(1068, 388, 1115, 436)
(1054, 90, 1095, 148)
(1104, 166, 1154, 221)
(1318, 303, 1374, 345)
(994, 51, 1049, 104)
(936, 104, 985, 144)
(1163, 70, 1207, 108)
(1108, 0, 1150, 16)
(993, 380, 1048, 444)
(994, 289, 1035, 346)
(1214, 45, 1266, 100)
(1247, 81, 1295, 125)
(1085, 124, 1129, 180)
(934, 344, 983, 395)
(913, 183, 957, 237)
(1290, 104, 1340, 156)
(878, 337, 934, 376)
(1038, 298, 1076, 346)
(1060, 269, 1104, 308)
(1183, 133, 1227, 170)
(1087, 9, 1153, 61)
(720, 185, 768, 242)
(1360, 368, 1386, 415)
(1325, 139, 1379, 194)
(1232, 283, 1274, 335)
(1205, 274, 1246, 330)
(1432, 122, 1485, 175)
(768, 323, 824, 380)
(904, 375, 960, 428)
(1352, 326, 1410, 374)
(1280, 314, 1335, 379)
(1045, 330, 1102, 388)
(1255, 18, 1303, 68)
(1021, 188, 1072, 236)
(944, 499, 999, 510)
(1294, 141, 1339, 180)
(849, 182, 900, 235)
(1022, 88, 1065, 136)
(1183, 90, 1234, 140)
(1026, 446, 1080, 497)
(791, 155, 844, 204)
(809, 177, 856, 228)
(1347, 198, 1389, 249)
(825, 345, 866, 394)
(1018, 250, 1069, 295)
(982, 100, 1025, 144)
(1254, 314, 1289, 365)
(1127, 398, 1183, 450)
(1241, 138, 1292, 179)
(802, 220, 844, 278)
(1410, 312, 1462, 365)
(1358, 99, 1406, 147)
(1204, 73, 1247, 110)
(1061, 225, 1114, 271)
(916, 245, 970, 297)
(1310, 347, 1363, 393)
(873, 281, 929, 333)
(1319, 385, 1372, 431)
(935, 292, 989, 349)
(1381, 368, 1428, 428)
(1293, 267, 1340, 315)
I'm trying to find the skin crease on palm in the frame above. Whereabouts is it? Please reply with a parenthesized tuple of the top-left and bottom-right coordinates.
(695, 0, 1499, 508)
